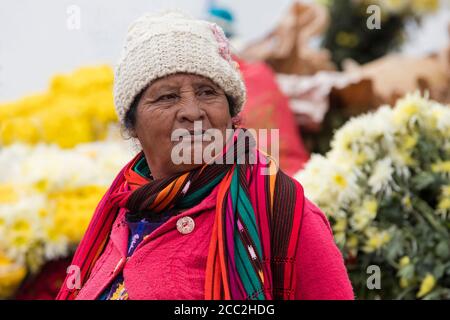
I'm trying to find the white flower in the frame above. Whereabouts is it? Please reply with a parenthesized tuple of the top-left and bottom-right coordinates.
(296, 153, 362, 215)
(0, 138, 134, 274)
(0, 194, 46, 264)
(349, 198, 378, 231)
(368, 157, 394, 194)
(0, 140, 133, 191)
(43, 237, 69, 261)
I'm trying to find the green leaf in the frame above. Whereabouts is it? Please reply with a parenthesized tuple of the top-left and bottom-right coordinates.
(410, 172, 435, 191)
(435, 241, 450, 259)
(434, 264, 445, 279)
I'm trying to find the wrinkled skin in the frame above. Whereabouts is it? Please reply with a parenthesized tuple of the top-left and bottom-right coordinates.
(129, 73, 233, 180)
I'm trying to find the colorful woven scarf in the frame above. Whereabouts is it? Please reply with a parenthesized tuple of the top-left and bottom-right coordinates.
(57, 128, 304, 300)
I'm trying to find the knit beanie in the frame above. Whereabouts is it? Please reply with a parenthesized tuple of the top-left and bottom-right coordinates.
(113, 10, 246, 125)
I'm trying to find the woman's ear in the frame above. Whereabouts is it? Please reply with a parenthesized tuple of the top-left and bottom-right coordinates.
(124, 88, 145, 139)
(232, 115, 241, 127)
(122, 124, 138, 140)
(129, 128, 139, 138)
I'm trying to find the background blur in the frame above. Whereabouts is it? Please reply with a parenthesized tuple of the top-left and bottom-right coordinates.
(0, 0, 449, 101)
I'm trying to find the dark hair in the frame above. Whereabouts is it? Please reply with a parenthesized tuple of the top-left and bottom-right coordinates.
(123, 90, 238, 134)
(124, 89, 144, 134)
(226, 95, 237, 117)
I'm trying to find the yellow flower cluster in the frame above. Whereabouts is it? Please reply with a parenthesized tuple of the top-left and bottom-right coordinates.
(0, 183, 107, 298)
(0, 64, 136, 298)
(46, 186, 107, 243)
(417, 274, 436, 298)
(0, 65, 117, 148)
(437, 185, 450, 218)
(0, 139, 132, 298)
(362, 227, 392, 253)
(0, 253, 27, 298)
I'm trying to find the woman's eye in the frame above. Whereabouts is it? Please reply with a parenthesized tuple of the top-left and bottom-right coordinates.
(157, 93, 177, 102)
(198, 88, 216, 96)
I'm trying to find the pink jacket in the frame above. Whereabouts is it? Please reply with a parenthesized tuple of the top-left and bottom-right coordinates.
(75, 185, 354, 300)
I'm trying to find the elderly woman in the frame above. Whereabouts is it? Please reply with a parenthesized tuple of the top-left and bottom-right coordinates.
(57, 11, 353, 300)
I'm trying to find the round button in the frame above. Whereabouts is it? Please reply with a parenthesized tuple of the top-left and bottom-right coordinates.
(176, 216, 195, 235)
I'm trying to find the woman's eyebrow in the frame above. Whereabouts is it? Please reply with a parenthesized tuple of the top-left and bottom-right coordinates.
(193, 81, 220, 89)
(147, 84, 179, 95)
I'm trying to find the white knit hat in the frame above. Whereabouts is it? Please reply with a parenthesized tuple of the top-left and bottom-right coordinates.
(114, 10, 247, 125)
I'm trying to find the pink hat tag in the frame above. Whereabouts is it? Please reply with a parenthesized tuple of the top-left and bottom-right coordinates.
(210, 23, 232, 62)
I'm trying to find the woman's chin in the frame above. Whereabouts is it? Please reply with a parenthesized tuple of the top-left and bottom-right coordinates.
(175, 163, 204, 174)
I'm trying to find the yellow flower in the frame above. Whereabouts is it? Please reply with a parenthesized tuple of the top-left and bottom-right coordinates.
(380, 0, 409, 14)
(350, 198, 378, 231)
(0, 65, 116, 148)
(33, 179, 50, 193)
(334, 231, 346, 246)
(442, 185, 450, 198)
(336, 32, 359, 48)
(438, 198, 450, 211)
(0, 118, 40, 145)
(350, 212, 371, 231)
(346, 235, 359, 257)
(431, 161, 450, 174)
(402, 195, 413, 211)
(10, 232, 33, 248)
(403, 134, 418, 150)
(394, 103, 419, 125)
(392, 94, 425, 126)
(417, 274, 436, 298)
(38, 208, 49, 218)
(347, 235, 358, 249)
(412, 0, 439, 14)
(44, 225, 63, 242)
(362, 198, 378, 219)
(355, 152, 367, 166)
(399, 256, 410, 267)
(390, 147, 417, 167)
(48, 185, 107, 242)
(363, 228, 392, 253)
(437, 186, 450, 218)
(334, 218, 347, 232)
(11, 218, 32, 233)
(0, 184, 19, 203)
(0, 253, 27, 299)
(333, 173, 347, 189)
(400, 277, 410, 288)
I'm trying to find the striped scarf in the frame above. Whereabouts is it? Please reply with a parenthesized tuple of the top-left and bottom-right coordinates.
(57, 128, 304, 300)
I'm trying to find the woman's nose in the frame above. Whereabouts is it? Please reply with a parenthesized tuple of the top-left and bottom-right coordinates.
(177, 96, 206, 122)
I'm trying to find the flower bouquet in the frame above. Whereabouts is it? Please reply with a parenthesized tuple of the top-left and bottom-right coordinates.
(296, 93, 450, 299)
(0, 141, 132, 298)
(0, 65, 117, 148)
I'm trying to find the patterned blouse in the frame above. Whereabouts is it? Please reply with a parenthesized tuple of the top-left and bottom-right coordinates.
(98, 217, 170, 300)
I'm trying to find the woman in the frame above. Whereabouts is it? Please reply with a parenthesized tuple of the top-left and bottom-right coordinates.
(57, 11, 353, 300)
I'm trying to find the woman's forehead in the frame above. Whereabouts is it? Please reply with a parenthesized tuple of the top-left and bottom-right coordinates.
(149, 73, 219, 90)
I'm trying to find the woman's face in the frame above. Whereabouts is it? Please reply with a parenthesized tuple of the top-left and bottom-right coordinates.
(131, 73, 233, 179)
